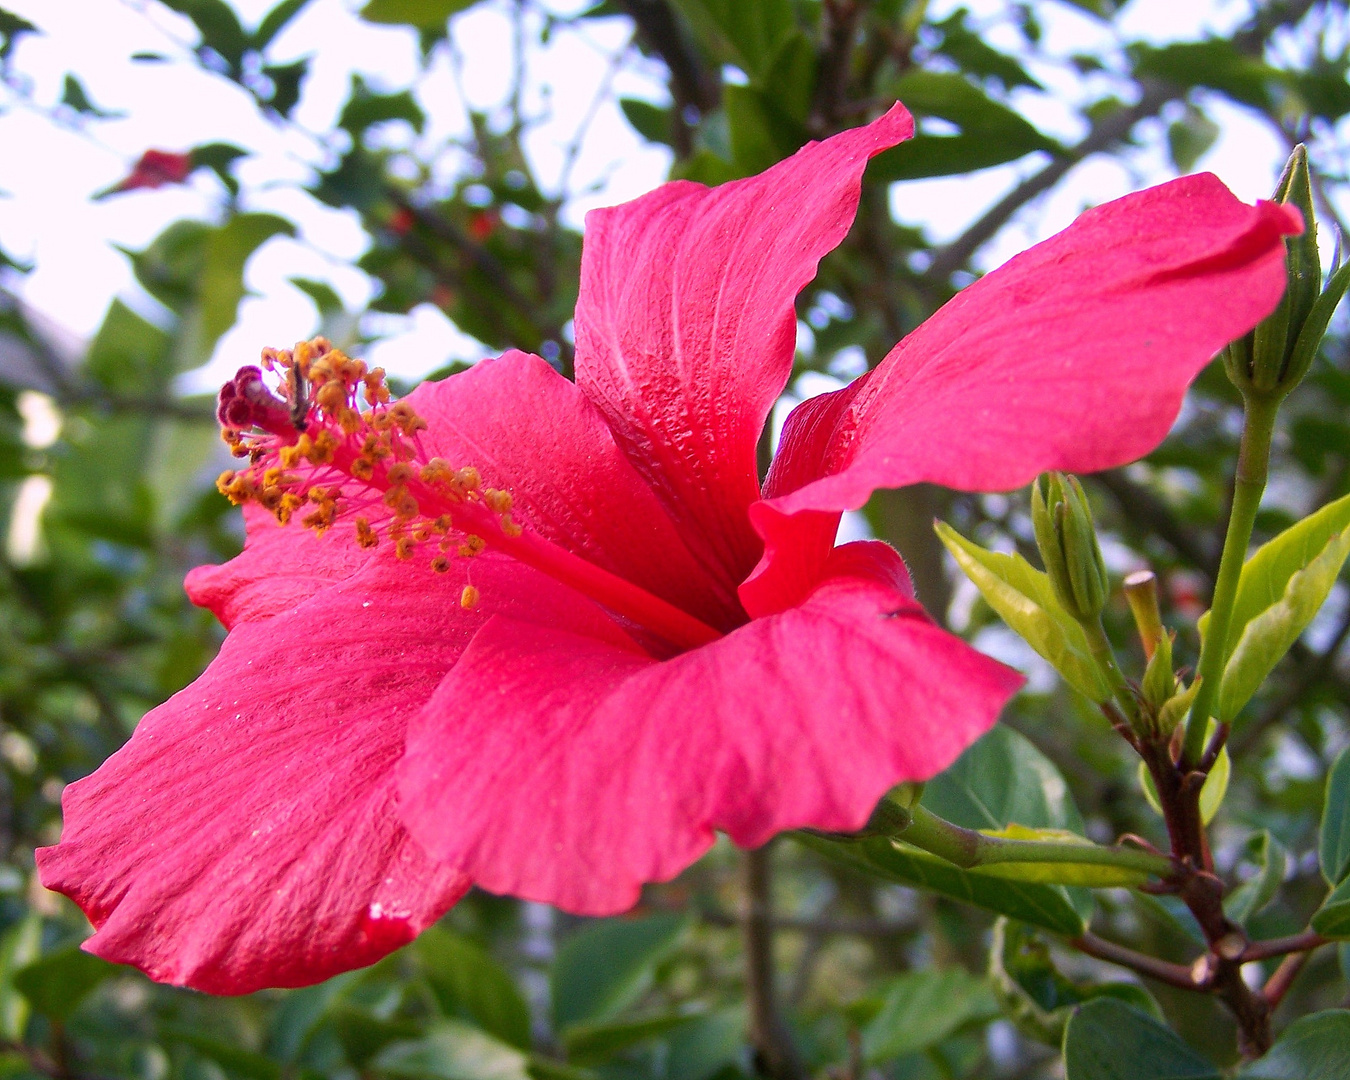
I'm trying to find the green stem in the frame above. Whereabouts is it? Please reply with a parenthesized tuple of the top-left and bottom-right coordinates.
(1182, 393, 1280, 767)
(900, 805, 1174, 878)
(1083, 616, 1140, 726)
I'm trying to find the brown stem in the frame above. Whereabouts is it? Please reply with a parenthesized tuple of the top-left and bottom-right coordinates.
(1070, 932, 1200, 991)
(1241, 930, 1328, 964)
(743, 844, 804, 1080)
(1263, 950, 1314, 1011)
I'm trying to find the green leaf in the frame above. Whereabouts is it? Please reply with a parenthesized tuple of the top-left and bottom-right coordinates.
(799, 833, 1090, 937)
(159, 0, 250, 70)
(262, 58, 307, 117)
(373, 1021, 530, 1080)
(253, 0, 311, 49)
(1219, 491, 1350, 662)
(619, 99, 673, 146)
(562, 1013, 697, 1065)
(84, 298, 174, 396)
(414, 926, 532, 1049)
(724, 84, 805, 177)
(871, 71, 1059, 181)
(1224, 831, 1288, 924)
(924, 725, 1085, 835)
(13, 945, 117, 1021)
(668, 0, 794, 79)
(290, 276, 345, 316)
(1218, 524, 1350, 719)
(663, 1008, 744, 1080)
(1238, 1010, 1350, 1078)
(359, 0, 477, 31)
(340, 75, 427, 137)
(1312, 876, 1350, 939)
(935, 523, 1112, 702)
(1133, 40, 1282, 110)
(1323, 747, 1350, 885)
(861, 968, 997, 1063)
(1063, 998, 1220, 1080)
(551, 915, 689, 1032)
(931, 10, 1040, 90)
(0, 916, 39, 1041)
(0, 7, 38, 62)
(60, 74, 122, 118)
(1167, 104, 1219, 173)
(161, 1029, 284, 1080)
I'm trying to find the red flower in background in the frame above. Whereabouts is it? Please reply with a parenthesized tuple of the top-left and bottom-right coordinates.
(107, 149, 194, 194)
(38, 103, 1299, 994)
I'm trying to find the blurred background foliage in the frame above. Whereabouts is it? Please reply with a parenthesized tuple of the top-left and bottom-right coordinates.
(0, 0, 1348, 1077)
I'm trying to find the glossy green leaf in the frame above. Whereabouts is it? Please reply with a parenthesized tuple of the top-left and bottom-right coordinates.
(1224, 831, 1288, 924)
(1063, 998, 1220, 1079)
(925, 725, 1085, 834)
(359, 0, 478, 30)
(799, 833, 1090, 937)
(13, 944, 116, 1021)
(562, 1012, 697, 1065)
(414, 926, 532, 1049)
(1218, 524, 1350, 719)
(1238, 1010, 1350, 1078)
(1219, 491, 1350, 662)
(372, 1021, 530, 1080)
(1322, 746, 1350, 884)
(935, 523, 1112, 702)
(861, 968, 997, 1063)
(551, 914, 689, 1032)
(1312, 876, 1350, 939)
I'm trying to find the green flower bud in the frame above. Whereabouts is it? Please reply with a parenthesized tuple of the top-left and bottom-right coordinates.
(1229, 144, 1320, 398)
(1031, 472, 1109, 622)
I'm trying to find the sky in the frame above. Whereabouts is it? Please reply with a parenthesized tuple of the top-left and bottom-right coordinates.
(0, 0, 1334, 393)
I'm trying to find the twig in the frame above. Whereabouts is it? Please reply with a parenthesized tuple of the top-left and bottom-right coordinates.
(1070, 932, 1201, 991)
(1263, 949, 1314, 1010)
(1241, 930, 1328, 964)
(743, 844, 805, 1080)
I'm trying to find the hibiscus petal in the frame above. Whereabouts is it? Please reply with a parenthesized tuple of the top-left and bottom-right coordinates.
(746, 175, 1302, 614)
(397, 541, 1020, 915)
(186, 502, 374, 628)
(573, 105, 914, 597)
(404, 351, 739, 628)
(38, 549, 624, 993)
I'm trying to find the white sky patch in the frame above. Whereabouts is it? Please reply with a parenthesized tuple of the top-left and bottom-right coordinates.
(0, 0, 1344, 392)
(5, 474, 51, 565)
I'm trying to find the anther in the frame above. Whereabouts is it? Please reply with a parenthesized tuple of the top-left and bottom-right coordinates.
(460, 585, 480, 610)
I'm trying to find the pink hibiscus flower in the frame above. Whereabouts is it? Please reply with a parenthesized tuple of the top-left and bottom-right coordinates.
(38, 104, 1299, 994)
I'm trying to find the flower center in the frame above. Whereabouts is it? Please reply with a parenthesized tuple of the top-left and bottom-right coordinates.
(216, 339, 722, 652)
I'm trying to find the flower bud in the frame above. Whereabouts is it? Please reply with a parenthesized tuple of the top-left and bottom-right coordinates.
(1226, 144, 1320, 398)
(1031, 472, 1109, 622)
